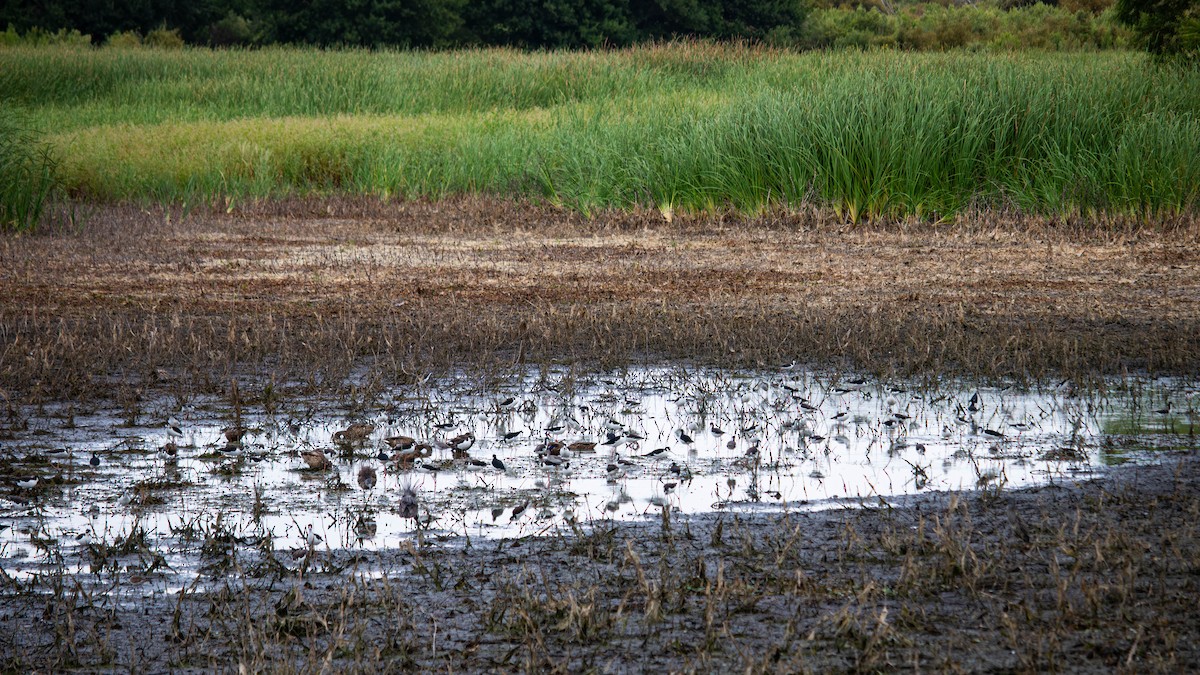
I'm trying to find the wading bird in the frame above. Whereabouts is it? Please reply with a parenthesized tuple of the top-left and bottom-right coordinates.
(398, 480, 419, 519)
(385, 435, 416, 451)
(357, 465, 377, 491)
(393, 443, 433, 469)
(449, 432, 475, 455)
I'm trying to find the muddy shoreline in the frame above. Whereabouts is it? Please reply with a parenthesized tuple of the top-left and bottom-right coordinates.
(3, 197, 1200, 403)
(2, 196, 1199, 671)
(0, 450, 1195, 672)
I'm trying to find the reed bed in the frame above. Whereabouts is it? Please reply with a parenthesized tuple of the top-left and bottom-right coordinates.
(2, 44, 1198, 220)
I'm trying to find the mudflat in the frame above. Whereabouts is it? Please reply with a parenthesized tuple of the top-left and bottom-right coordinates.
(2, 198, 1198, 399)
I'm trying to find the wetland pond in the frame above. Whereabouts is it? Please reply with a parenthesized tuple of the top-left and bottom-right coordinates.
(1, 366, 1194, 591)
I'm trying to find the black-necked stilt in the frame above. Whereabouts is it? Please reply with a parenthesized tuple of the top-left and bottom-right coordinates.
(502, 430, 522, 441)
(385, 435, 416, 451)
(602, 432, 626, 448)
(491, 455, 506, 471)
(450, 432, 475, 454)
(90, 453, 101, 467)
(498, 397, 516, 410)
(376, 449, 390, 461)
(710, 425, 725, 436)
(511, 502, 528, 519)
(393, 443, 433, 469)
(16, 477, 38, 490)
(305, 524, 322, 548)
(676, 429, 694, 444)
(413, 459, 440, 475)
(644, 446, 668, 457)
(167, 417, 184, 438)
(605, 463, 624, 482)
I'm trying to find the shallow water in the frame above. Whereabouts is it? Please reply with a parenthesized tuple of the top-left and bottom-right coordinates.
(1, 366, 1195, 589)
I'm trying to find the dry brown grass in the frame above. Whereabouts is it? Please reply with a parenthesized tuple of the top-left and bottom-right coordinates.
(2, 196, 1199, 401)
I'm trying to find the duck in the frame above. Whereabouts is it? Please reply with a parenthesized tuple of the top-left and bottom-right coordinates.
(223, 426, 248, 444)
(568, 440, 597, 454)
(333, 423, 376, 444)
(300, 448, 332, 471)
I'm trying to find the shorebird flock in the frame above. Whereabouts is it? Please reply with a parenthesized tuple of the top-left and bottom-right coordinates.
(7, 367, 1191, 557)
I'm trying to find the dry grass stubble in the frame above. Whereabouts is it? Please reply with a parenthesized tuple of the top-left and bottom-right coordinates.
(2, 196, 1199, 401)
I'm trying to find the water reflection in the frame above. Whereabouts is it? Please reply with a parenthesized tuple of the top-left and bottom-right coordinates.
(1, 367, 1195, 585)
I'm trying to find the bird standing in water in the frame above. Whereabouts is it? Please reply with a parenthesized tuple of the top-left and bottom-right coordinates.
(357, 465, 377, 491)
(398, 479, 419, 519)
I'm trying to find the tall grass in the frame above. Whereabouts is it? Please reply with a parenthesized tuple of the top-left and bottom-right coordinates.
(0, 113, 61, 232)
(2, 43, 1198, 219)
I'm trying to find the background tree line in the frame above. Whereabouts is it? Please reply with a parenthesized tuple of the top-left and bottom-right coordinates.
(0, 0, 808, 49)
(0, 0, 1194, 55)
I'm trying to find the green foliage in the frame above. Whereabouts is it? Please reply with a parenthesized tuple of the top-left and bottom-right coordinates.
(3, 46, 1196, 220)
(1116, 0, 1199, 54)
(257, 0, 467, 48)
(799, 3, 1132, 50)
(204, 11, 258, 46)
(0, 114, 62, 233)
(1, 24, 91, 46)
(145, 25, 184, 48)
(105, 30, 143, 48)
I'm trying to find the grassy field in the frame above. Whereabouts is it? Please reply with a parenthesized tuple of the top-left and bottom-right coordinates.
(2, 43, 1199, 220)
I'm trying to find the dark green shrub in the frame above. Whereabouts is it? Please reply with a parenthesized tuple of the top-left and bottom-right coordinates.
(1116, 0, 1199, 55)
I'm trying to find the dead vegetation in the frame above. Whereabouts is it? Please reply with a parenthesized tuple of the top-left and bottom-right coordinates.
(2, 196, 1198, 403)
(2, 452, 1196, 672)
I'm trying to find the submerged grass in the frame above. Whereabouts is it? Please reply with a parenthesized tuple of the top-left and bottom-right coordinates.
(2, 44, 1198, 219)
